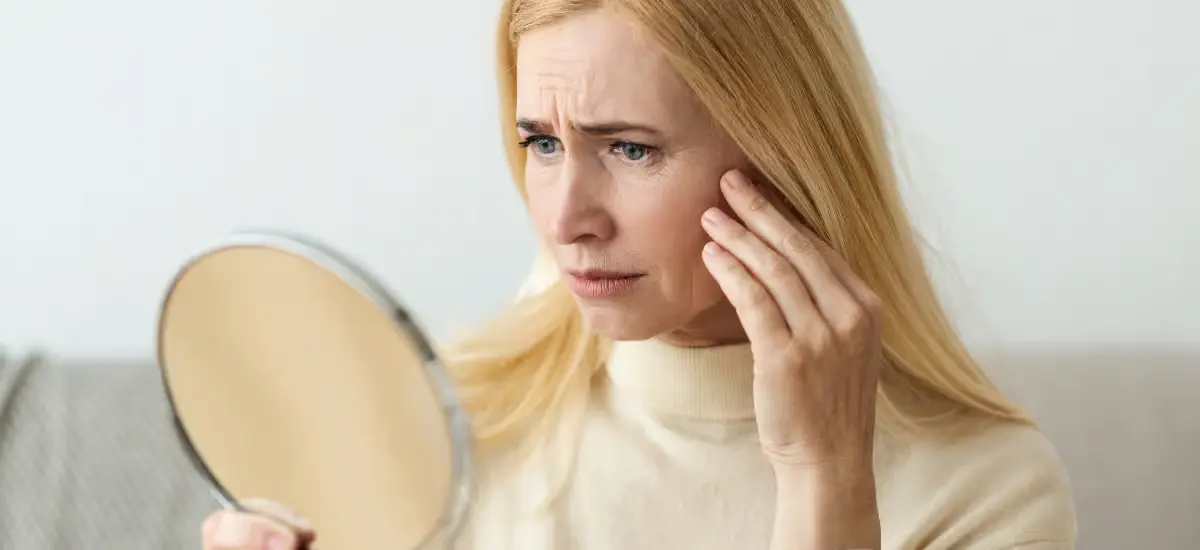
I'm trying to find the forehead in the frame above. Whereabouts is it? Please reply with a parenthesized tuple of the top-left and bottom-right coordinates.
(513, 10, 698, 125)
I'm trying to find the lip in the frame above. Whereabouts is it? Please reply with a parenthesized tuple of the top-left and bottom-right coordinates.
(564, 269, 646, 299)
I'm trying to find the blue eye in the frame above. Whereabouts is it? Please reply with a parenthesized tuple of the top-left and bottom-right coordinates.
(518, 135, 561, 156)
(534, 138, 558, 155)
(610, 140, 657, 163)
(617, 142, 648, 161)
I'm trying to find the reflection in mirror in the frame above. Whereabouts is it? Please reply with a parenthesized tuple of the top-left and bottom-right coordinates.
(157, 232, 470, 550)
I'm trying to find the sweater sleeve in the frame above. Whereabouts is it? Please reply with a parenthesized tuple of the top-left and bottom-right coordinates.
(878, 420, 1077, 550)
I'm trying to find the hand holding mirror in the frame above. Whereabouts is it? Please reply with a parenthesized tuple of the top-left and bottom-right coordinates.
(156, 231, 471, 550)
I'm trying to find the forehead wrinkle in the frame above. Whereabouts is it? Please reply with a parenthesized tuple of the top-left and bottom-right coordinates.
(514, 17, 704, 139)
(532, 74, 615, 134)
(518, 41, 624, 125)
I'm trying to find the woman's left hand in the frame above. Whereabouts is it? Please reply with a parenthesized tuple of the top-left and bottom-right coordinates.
(699, 169, 884, 474)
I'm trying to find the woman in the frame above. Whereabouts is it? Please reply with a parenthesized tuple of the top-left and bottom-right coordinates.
(202, 0, 1076, 548)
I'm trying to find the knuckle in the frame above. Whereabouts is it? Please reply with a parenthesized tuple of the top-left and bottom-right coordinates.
(862, 292, 885, 318)
(764, 255, 794, 278)
(742, 285, 772, 308)
(781, 341, 811, 365)
(782, 230, 816, 257)
(747, 194, 771, 213)
(805, 326, 836, 354)
(832, 307, 868, 337)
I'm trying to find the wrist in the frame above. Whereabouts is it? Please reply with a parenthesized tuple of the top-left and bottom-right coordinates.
(771, 463, 881, 550)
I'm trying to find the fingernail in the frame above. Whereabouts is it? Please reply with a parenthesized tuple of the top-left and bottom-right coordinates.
(703, 241, 722, 257)
(211, 512, 251, 546)
(265, 533, 291, 550)
(721, 171, 743, 191)
(702, 208, 728, 226)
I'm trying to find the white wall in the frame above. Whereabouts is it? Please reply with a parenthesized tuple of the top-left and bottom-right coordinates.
(0, 0, 1196, 358)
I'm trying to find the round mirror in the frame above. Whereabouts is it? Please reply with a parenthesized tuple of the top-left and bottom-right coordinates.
(156, 231, 471, 550)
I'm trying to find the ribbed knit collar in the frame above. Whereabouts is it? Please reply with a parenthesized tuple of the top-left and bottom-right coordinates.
(605, 338, 756, 421)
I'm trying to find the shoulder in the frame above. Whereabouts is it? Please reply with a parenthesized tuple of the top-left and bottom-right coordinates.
(875, 416, 1077, 549)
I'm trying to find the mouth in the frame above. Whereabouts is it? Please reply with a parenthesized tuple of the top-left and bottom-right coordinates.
(563, 269, 646, 299)
(567, 268, 645, 279)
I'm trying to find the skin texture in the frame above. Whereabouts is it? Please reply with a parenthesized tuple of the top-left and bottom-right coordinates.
(515, 9, 750, 346)
(203, 500, 314, 550)
(700, 170, 883, 549)
(518, 10, 883, 548)
(200, 8, 883, 550)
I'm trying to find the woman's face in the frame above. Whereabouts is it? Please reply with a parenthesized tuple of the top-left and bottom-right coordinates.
(516, 9, 750, 345)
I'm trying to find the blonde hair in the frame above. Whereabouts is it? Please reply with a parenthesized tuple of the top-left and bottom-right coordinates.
(445, 0, 1032, 453)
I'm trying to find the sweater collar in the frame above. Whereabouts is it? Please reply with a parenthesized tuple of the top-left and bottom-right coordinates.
(604, 338, 756, 421)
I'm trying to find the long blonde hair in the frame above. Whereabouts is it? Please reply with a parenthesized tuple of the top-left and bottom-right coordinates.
(446, 0, 1032, 453)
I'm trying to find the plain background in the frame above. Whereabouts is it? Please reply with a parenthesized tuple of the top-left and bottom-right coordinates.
(0, 0, 1197, 358)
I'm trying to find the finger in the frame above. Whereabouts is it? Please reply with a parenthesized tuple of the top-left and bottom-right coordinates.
(202, 512, 221, 542)
(701, 241, 790, 344)
(794, 224, 886, 330)
(719, 170, 857, 326)
(205, 509, 305, 550)
(700, 206, 821, 334)
(241, 499, 315, 537)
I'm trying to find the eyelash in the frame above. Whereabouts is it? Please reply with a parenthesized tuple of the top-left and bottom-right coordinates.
(517, 135, 659, 164)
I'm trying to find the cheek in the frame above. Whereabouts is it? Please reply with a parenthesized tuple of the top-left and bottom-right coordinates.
(624, 163, 731, 299)
(646, 208, 726, 308)
(623, 186, 719, 271)
(523, 169, 558, 238)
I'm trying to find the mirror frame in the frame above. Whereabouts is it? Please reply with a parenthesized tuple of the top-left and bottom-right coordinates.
(154, 230, 473, 548)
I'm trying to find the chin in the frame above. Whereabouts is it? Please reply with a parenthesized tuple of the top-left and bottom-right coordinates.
(576, 301, 672, 341)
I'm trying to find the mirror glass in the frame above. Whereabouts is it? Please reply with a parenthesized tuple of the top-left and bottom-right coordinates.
(156, 231, 470, 550)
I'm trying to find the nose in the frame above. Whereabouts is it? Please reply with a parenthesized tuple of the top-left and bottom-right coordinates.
(549, 158, 615, 246)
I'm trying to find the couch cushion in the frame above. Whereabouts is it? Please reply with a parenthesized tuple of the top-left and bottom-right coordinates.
(0, 351, 214, 548)
(986, 347, 1200, 550)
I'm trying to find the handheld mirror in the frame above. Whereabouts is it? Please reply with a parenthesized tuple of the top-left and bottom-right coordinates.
(156, 231, 471, 550)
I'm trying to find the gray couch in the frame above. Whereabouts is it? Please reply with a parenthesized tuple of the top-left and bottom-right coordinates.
(0, 348, 1196, 549)
(0, 351, 211, 548)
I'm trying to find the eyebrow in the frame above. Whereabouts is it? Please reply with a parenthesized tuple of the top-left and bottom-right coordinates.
(516, 118, 663, 137)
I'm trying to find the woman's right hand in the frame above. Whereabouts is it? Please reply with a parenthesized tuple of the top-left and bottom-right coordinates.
(201, 499, 317, 550)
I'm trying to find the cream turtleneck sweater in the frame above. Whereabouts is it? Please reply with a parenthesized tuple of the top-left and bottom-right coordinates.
(455, 339, 1077, 549)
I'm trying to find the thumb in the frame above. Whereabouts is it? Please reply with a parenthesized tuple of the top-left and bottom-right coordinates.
(241, 499, 318, 545)
(204, 510, 310, 550)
